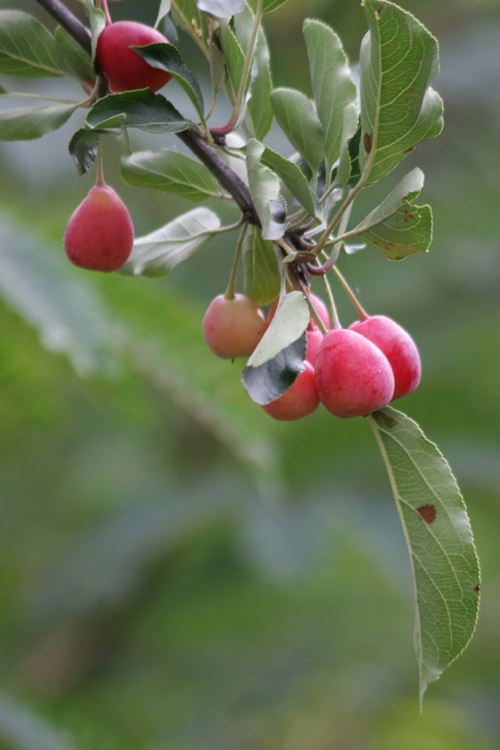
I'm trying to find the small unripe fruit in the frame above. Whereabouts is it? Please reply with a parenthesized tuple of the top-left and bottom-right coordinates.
(315, 328, 395, 418)
(64, 185, 134, 272)
(262, 361, 319, 421)
(203, 294, 265, 359)
(349, 315, 421, 400)
(96, 21, 173, 93)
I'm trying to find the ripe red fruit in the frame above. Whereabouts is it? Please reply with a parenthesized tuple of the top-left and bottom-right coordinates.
(96, 21, 173, 93)
(349, 315, 421, 400)
(262, 361, 319, 421)
(64, 185, 134, 272)
(315, 328, 395, 418)
(202, 294, 265, 359)
(305, 329, 323, 366)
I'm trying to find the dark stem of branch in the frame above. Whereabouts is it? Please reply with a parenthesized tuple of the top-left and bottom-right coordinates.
(35, 0, 92, 55)
(34, 0, 261, 227)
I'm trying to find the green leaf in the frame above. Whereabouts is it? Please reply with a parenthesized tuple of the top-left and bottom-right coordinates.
(234, 7, 273, 140)
(242, 291, 309, 404)
(55, 26, 95, 84)
(352, 167, 432, 259)
(170, 0, 208, 51)
(260, 145, 316, 218)
(243, 226, 280, 306)
(246, 139, 287, 241)
(155, 0, 172, 28)
(69, 126, 119, 175)
(303, 18, 357, 171)
(119, 207, 221, 278)
(270, 88, 324, 173)
(368, 407, 480, 707)
(359, 0, 444, 184)
(86, 89, 188, 133)
(332, 103, 359, 188)
(208, 33, 226, 96)
(0, 10, 65, 78)
(217, 21, 245, 97)
(197, 0, 246, 17)
(86, 1, 106, 63)
(0, 102, 78, 141)
(133, 43, 205, 122)
(121, 149, 223, 201)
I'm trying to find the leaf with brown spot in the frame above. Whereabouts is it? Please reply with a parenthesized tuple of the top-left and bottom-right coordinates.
(369, 407, 480, 708)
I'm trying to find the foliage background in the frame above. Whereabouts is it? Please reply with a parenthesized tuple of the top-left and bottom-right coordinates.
(0, 0, 499, 748)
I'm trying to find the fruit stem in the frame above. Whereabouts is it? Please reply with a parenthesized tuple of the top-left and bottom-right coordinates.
(322, 274, 340, 330)
(224, 222, 249, 300)
(96, 142, 105, 186)
(332, 266, 369, 321)
(100, 0, 112, 26)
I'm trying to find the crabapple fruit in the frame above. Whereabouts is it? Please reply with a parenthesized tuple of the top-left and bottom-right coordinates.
(349, 315, 421, 400)
(64, 185, 134, 272)
(202, 294, 265, 359)
(305, 329, 324, 366)
(315, 328, 395, 418)
(262, 361, 319, 421)
(96, 21, 173, 93)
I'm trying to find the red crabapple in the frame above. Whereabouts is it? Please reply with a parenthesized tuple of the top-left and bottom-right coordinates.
(349, 315, 421, 400)
(262, 361, 319, 421)
(305, 329, 324, 366)
(315, 328, 395, 418)
(96, 21, 173, 93)
(202, 294, 265, 359)
(64, 185, 134, 272)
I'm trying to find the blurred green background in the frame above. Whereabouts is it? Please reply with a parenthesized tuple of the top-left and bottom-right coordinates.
(0, 1, 499, 748)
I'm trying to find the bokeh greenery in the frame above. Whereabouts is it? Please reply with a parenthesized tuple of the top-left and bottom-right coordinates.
(0, 1, 499, 748)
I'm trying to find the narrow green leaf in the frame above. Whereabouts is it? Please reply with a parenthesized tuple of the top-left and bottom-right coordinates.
(369, 407, 480, 707)
(303, 18, 357, 170)
(352, 167, 432, 259)
(217, 21, 245, 97)
(170, 0, 208, 51)
(121, 149, 223, 201)
(360, 0, 444, 184)
(246, 139, 287, 241)
(55, 26, 95, 84)
(120, 207, 221, 278)
(234, 6, 273, 140)
(242, 291, 309, 404)
(197, 0, 246, 17)
(133, 43, 205, 121)
(86, 1, 106, 64)
(155, 0, 172, 28)
(332, 103, 359, 188)
(86, 89, 188, 133)
(0, 102, 78, 141)
(270, 88, 324, 173)
(243, 226, 280, 306)
(260, 145, 316, 218)
(0, 10, 65, 78)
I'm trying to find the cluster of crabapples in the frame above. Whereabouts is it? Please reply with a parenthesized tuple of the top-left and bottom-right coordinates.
(61, 12, 421, 421)
(203, 292, 421, 421)
(64, 19, 173, 271)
